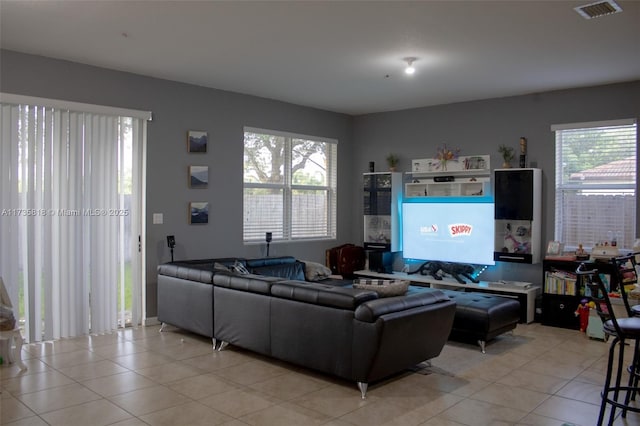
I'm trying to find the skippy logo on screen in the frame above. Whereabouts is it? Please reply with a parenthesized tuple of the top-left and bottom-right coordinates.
(449, 223, 473, 237)
(419, 223, 473, 236)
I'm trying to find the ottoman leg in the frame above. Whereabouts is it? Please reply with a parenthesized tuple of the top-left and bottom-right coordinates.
(477, 340, 486, 354)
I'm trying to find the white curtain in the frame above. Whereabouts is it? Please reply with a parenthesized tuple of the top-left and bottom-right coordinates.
(0, 97, 149, 342)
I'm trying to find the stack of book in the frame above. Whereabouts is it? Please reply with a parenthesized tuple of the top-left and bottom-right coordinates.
(544, 270, 577, 295)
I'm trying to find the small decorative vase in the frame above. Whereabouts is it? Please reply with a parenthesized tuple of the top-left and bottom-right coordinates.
(440, 160, 447, 171)
(502, 161, 512, 168)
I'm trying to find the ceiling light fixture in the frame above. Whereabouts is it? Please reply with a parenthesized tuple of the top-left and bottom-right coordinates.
(404, 58, 416, 75)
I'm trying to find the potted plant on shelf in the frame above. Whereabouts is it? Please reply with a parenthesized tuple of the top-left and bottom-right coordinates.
(498, 144, 515, 168)
(386, 153, 400, 171)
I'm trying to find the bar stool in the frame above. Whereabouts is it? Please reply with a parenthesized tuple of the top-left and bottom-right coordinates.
(611, 253, 640, 318)
(610, 254, 640, 414)
(576, 263, 640, 425)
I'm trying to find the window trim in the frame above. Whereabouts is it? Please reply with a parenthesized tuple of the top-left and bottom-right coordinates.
(550, 118, 635, 132)
(0, 92, 152, 120)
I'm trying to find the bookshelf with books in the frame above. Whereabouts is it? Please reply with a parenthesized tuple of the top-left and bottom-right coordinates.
(544, 269, 577, 295)
(541, 259, 617, 330)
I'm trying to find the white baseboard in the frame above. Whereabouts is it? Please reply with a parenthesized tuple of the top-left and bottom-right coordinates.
(144, 316, 160, 326)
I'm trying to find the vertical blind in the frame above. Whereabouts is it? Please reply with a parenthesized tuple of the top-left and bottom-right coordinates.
(552, 119, 637, 250)
(0, 97, 149, 342)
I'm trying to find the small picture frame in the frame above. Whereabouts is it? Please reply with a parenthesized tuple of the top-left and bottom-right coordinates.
(187, 130, 208, 153)
(188, 165, 208, 188)
(189, 202, 209, 224)
(546, 240, 563, 256)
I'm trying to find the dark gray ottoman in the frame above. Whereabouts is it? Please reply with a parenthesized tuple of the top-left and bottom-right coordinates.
(441, 290, 521, 353)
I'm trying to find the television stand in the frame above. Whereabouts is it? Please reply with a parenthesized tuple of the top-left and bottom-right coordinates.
(354, 270, 540, 324)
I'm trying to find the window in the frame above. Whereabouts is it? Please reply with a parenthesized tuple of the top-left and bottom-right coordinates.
(243, 127, 337, 242)
(552, 119, 637, 250)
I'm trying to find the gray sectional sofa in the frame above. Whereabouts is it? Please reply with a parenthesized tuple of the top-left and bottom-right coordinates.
(157, 256, 457, 397)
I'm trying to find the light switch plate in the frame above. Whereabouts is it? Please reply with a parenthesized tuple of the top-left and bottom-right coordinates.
(153, 213, 163, 224)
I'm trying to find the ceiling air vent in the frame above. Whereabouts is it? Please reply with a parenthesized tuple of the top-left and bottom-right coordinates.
(575, 0, 623, 19)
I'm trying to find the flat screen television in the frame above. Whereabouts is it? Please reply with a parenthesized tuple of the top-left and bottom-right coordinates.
(402, 201, 495, 266)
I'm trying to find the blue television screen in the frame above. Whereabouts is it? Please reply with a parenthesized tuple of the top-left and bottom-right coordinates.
(402, 201, 495, 265)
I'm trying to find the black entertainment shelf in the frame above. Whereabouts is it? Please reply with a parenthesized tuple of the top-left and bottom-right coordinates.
(541, 258, 618, 330)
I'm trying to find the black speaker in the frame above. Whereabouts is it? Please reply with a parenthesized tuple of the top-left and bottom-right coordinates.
(166, 235, 176, 262)
(369, 251, 394, 273)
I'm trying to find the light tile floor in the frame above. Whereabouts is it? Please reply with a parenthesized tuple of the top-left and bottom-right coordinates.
(1, 323, 639, 425)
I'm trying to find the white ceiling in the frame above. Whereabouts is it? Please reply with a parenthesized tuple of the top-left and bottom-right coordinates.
(1, 0, 639, 115)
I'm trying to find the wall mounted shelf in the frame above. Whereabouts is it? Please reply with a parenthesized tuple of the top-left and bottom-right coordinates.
(405, 176, 490, 198)
(406, 155, 491, 199)
(363, 172, 402, 251)
(494, 168, 542, 264)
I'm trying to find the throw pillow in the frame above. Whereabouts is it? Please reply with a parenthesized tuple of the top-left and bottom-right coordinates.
(303, 261, 332, 281)
(353, 278, 409, 297)
(213, 262, 230, 272)
(231, 260, 250, 275)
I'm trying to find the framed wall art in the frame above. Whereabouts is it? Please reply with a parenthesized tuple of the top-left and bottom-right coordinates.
(189, 165, 208, 188)
(189, 201, 209, 224)
(187, 130, 208, 153)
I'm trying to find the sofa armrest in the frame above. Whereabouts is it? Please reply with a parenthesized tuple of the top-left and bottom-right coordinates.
(352, 295, 457, 383)
(157, 264, 214, 284)
(354, 289, 451, 323)
(157, 274, 213, 337)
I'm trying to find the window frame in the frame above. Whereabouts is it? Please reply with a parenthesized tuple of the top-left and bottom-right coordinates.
(552, 118, 637, 251)
(243, 126, 338, 243)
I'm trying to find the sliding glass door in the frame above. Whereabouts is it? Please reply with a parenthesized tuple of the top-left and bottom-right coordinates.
(0, 95, 149, 342)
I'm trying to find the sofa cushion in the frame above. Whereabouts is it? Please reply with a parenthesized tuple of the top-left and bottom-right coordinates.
(272, 280, 378, 310)
(250, 261, 306, 281)
(354, 289, 451, 323)
(245, 256, 297, 268)
(213, 271, 283, 295)
(165, 259, 215, 268)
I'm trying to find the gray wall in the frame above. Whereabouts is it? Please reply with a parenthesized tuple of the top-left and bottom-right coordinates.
(2, 49, 639, 310)
(352, 81, 640, 284)
(0, 50, 355, 316)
